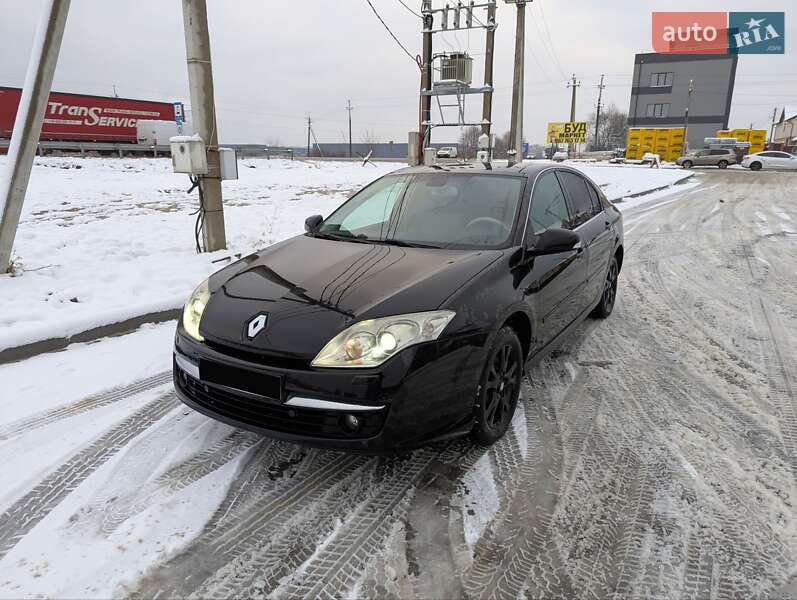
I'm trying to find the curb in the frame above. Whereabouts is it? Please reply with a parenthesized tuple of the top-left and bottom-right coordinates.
(613, 171, 696, 201)
(0, 308, 181, 366)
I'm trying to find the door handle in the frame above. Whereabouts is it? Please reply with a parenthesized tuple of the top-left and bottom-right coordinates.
(573, 241, 584, 254)
(604, 220, 611, 230)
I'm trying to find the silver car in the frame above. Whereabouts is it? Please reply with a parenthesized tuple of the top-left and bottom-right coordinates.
(676, 148, 737, 169)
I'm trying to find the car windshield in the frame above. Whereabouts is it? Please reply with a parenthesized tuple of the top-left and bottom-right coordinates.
(316, 173, 524, 249)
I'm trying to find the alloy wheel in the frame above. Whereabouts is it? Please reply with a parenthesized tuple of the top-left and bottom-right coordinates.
(603, 260, 618, 312)
(483, 343, 519, 430)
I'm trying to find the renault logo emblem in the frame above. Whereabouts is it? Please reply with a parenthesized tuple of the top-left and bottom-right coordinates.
(247, 314, 268, 339)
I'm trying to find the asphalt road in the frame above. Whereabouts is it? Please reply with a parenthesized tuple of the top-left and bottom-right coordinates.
(1, 170, 796, 598)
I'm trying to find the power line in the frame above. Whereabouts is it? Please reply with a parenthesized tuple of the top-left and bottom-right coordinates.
(535, 0, 567, 80)
(395, 0, 422, 19)
(363, 0, 418, 65)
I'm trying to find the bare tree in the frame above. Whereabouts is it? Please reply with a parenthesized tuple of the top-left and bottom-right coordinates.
(457, 126, 480, 159)
(360, 129, 378, 150)
(587, 103, 628, 150)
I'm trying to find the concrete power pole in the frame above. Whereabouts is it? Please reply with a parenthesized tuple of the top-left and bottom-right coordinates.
(0, 0, 70, 272)
(306, 116, 311, 157)
(567, 74, 580, 158)
(507, 0, 527, 167)
(346, 100, 353, 158)
(682, 79, 694, 154)
(593, 74, 605, 151)
(182, 0, 226, 252)
(481, 1, 497, 141)
(420, 1, 434, 163)
(769, 107, 779, 146)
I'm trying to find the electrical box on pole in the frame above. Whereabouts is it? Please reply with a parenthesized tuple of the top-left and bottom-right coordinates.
(419, 0, 498, 166)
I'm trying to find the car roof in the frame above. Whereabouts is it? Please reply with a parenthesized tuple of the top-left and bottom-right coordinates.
(390, 161, 558, 179)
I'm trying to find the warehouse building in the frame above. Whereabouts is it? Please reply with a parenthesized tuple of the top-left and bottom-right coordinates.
(627, 52, 738, 151)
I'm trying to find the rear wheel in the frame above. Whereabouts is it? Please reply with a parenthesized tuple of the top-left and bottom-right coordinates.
(750, 161, 762, 171)
(718, 160, 728, 169)
(591, 255, 619, 319)
(682, 160, 693, 169)
(470, 327, 523, 446)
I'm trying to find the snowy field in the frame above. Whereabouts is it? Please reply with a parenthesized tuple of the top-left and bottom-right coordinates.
(0, 157, 692, 352)
(1, 170, 796, 597)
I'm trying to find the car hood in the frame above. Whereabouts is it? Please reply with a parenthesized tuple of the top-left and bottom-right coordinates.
(199, 234, 503, 359)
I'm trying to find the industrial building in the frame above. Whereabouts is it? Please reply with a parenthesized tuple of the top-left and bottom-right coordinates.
(627, 52, 738, 151)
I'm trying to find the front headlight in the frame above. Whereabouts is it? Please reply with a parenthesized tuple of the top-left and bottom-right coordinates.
(182, 278, 210, 342)
(311, 310, 456, 368)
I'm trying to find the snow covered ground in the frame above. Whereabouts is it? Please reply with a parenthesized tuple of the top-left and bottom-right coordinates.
(1, 170, 795, 598)
(0, 156, 693, 352)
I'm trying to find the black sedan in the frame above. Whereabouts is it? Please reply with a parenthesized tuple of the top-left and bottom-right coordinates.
(173, 163, 623, 451)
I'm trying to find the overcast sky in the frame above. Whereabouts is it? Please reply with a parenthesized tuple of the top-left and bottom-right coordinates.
(1, 0, 795, 146)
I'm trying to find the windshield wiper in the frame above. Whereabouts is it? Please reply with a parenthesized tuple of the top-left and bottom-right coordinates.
(312, 231, 371, 243)
(381, 238, 442, 249)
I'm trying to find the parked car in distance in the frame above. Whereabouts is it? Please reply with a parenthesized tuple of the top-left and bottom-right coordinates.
(676, 148, 737, 169)
(173, 163, 624, 452)
(741, 151, 797, 171)
(552, 150, 568, 162)
(436, 146, 458, 158)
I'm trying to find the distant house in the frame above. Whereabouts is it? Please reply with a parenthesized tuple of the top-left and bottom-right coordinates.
(772, 106, 797, 151)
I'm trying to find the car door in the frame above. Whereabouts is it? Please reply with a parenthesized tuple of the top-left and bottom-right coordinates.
(521, 171, 587, 348)
(556, 170, 611, 308)
(773, 152, 796, 169)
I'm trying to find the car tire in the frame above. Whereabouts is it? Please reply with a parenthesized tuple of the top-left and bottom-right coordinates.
(682, 160, 693, 169)
(718, 160, 728, 169)
(470, 326, 523, 446)
(591, 255, 619, 319)
(750, 162, 762, 171)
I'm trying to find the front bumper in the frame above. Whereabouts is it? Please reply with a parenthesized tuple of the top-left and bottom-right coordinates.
(173, 326, 486, 452)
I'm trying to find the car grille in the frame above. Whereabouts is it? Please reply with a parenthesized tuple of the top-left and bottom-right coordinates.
(174, 363, 385, 439)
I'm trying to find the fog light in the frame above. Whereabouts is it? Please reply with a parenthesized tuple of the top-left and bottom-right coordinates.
(342, 414, 361, 432)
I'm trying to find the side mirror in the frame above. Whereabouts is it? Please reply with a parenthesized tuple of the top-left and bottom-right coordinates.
(528, 228, 580, 255)
(305, 214, 323, 233)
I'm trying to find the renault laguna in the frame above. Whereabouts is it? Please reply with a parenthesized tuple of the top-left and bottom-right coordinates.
(173, 163, 623, 451)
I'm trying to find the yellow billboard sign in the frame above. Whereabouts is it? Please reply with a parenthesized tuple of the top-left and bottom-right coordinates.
(546, 121, 588, 144)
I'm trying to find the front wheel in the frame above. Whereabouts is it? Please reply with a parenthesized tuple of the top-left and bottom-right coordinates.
(591, 255, 619, 318)
(682, 160, 693, 169)
(470, 327, 523, 446)
(750, 162, 762, 171)
(718, 160, 728, 169)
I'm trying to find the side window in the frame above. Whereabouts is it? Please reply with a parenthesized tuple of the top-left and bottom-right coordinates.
(528, 173, 570, 235)
(709, 149, 727, 155)
(586, 181, 603, 214)
(557, 171, 595, 228)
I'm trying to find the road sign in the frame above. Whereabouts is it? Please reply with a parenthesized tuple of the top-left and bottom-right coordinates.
(522, 142, 529, 155)
(174, 102, 185, 125)
(546, 121, 588, 144)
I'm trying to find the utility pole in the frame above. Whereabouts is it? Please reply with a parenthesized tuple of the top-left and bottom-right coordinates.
(307, 115, 311, 157)
(0, 0, 70, 272)
(420, 1, 433, 163)
(481, 1, 497, 142)
(507, 0, 527, 167)
(594, 74, 605, 151)
(769, 107, 778, 146)
(682, 78, 694, 154)
(182, 0, 226, 251)
(346, 100, 353, 158)
(567, 74, 580, 158)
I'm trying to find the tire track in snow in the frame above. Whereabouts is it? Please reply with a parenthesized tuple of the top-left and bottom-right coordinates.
(0, 370, 171, 441)
(278, 448, 442, 599)
(0, 390, 177, 560)
(130, 448, 371, 598)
